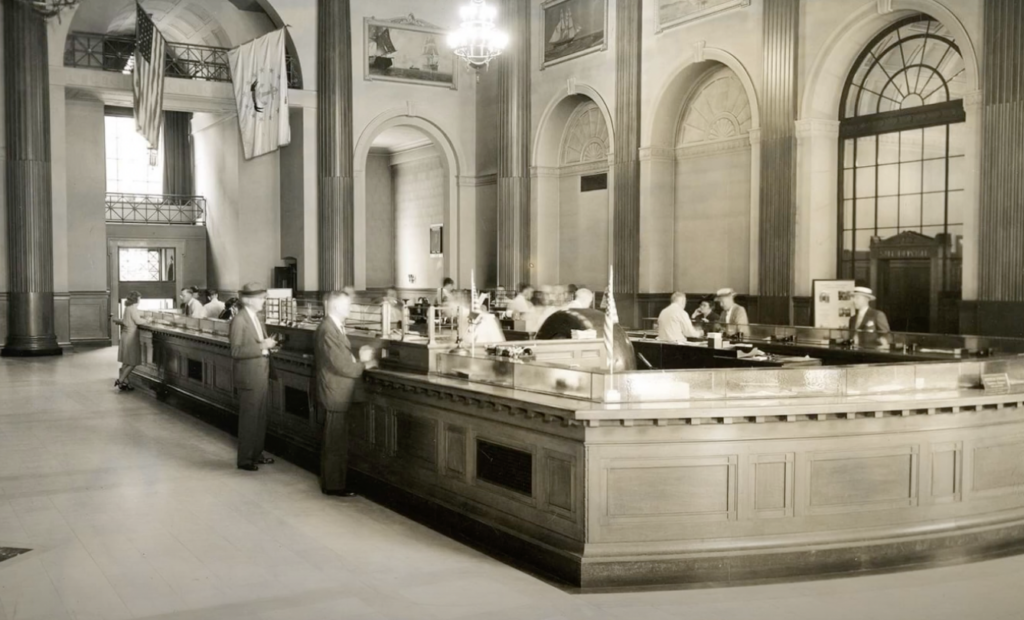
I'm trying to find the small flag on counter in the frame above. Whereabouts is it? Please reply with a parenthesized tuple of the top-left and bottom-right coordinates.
(228, 29, 291, 160)
(604, 265, 618, 370)
(133, 3, 166, 151)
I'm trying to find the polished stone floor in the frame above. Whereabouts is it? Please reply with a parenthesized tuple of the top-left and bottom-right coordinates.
(1, 347, 1023, 620)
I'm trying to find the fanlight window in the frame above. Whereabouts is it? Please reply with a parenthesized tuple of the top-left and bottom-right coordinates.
(842, 16, 965, 119)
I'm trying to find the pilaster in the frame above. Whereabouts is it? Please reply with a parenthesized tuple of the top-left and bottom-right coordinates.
(317, 0, 354, 292)
(613, 0, 642, 326)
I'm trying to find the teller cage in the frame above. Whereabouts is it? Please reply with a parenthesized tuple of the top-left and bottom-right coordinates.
(130, 307, 1024, 588)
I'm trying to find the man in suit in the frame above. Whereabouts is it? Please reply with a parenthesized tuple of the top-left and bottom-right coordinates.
(657, 292, 702, 342)
(849, 286, 891, 348)
(231, 282, 279, 471)
(716, 288, 749, 331)
(315, 290, 378, 495)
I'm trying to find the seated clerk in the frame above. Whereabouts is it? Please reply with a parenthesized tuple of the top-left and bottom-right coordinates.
(434, 278, 455, 307)
(715, 288, 748, 329)
(849, 287, 890, 348)
(506, 283, 535, 319)
(691, 296, 720, 325)
(657, 292, 703, 343)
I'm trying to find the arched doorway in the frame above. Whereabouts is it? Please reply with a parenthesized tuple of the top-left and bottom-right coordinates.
(837, 14, 967, 333)
(532, 90, 614, 288)
(353, 111, 463, 293)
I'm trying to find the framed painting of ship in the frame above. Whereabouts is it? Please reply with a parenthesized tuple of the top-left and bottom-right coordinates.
(542, 0, 607, 69)
(656, 0, 751, 34)
(365, 15, 457, 89)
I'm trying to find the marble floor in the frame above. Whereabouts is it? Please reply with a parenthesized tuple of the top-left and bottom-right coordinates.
(1, 348, 1022, 620)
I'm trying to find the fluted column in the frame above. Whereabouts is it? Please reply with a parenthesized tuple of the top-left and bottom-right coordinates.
(3, 0, 60, 356)
(317, 0, 354, 292)
(978, 0, 1024, 302)
(613, 0, 642, 327)
(496, 0, 531, 288)
(757, 0, 799, 324)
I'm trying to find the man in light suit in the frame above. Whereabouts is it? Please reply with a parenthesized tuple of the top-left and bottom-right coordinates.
(716, 288, 749, 330)
(315, 290, 377, 496)
(849, 286, 891, 348)
(231, 282, 279, 471)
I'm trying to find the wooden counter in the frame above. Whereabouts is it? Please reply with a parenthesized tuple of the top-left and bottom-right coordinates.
(132, 323, 1024, 589)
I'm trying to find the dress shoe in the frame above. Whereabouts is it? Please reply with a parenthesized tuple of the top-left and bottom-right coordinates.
(237, 464, 259, 472)
(256, 456, 275, 465)
(322, 488, 356, 497)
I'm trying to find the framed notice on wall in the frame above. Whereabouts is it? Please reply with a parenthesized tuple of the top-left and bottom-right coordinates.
(813, 279, 857, 329)
(429, 224, 443, 256)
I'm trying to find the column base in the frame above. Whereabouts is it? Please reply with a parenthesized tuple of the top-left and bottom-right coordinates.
(3, 292, 61, 356)
(1, 344, 63, 358)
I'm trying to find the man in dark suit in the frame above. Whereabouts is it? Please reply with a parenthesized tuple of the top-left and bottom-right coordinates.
(231, 282, 279, 471)
(315, 290, 377, 495)
(849, 286, 891, 348)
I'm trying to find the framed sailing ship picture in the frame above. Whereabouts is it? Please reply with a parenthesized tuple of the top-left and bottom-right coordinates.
(542, 0, 607, 69)
(365, 15, 457, 89)
(656, 0, 751, 33)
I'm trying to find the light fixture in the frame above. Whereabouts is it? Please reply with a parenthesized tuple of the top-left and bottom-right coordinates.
(447, 0, 508, 71)
(14, 0, 81, 19)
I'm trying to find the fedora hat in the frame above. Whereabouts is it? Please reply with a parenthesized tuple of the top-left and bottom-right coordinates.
(715, 288, 736, 298)
(238, 282, 267, 297)
(852, 286, 876, 300)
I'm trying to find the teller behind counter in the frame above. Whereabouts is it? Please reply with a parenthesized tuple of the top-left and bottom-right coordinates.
(848, 286, 890, 348)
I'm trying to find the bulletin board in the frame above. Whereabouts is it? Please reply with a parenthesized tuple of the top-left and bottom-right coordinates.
(812, 279, 857, 329)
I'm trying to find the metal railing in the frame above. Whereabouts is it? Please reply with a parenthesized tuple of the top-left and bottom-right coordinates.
(105, 193, 207, 226)
(64, 31, 303, 89)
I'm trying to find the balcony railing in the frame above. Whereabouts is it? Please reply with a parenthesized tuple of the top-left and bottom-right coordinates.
(106, 193, 207, 226)
(64, 31, 303, 90)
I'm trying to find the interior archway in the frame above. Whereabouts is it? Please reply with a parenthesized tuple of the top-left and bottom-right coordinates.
(353, 111, 463, 294)
(532, 93, 614, 289)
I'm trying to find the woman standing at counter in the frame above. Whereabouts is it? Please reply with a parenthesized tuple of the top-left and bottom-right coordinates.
(113, 291, 147, 391)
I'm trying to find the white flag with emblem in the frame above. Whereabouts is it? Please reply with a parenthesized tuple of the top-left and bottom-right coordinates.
(228, 29, 291, 160)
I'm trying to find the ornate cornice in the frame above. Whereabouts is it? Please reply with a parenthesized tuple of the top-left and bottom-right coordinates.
(531, 165, 561, 179)
(675, 136, 751, 159)
(560, 160, 611, 177)
(638, 146, 676, 162)
(367, 14, 443, 29)
(458, 174, 498, 187)
(795, 118, 840, 140)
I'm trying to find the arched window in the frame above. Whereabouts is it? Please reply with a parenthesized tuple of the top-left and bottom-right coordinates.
(839, 15, 966, 331)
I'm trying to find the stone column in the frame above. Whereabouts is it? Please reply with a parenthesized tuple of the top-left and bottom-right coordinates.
(317, 0, 354, 292)
(496, 0, 531, 288)
(3, 0, 60, 357)
(612, 0, 642, 327)
(757, 0, 799, 324)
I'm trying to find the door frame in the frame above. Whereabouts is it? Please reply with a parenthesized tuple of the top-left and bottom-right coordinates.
(107, 238, 186, 345)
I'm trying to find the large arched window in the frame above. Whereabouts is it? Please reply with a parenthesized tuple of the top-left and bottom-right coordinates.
(839, 15, 966, 332)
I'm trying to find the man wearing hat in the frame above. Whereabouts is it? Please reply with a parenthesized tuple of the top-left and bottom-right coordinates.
(231, 282, 279, 471)
(849, 287, 890, 348)
(715, 288, 749, 328)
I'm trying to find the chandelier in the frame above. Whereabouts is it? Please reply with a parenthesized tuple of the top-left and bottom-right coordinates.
(447, 0, 508, 71)
(14, 0, 81, 19)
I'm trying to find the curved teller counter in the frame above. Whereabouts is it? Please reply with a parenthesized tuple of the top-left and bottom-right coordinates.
(131, 311, 1024, 589)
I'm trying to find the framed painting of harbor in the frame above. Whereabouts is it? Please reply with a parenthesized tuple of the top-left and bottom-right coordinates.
(364, 15, 457, 89)
(656, 0, 751, 33)
(542, 0, 607, 69)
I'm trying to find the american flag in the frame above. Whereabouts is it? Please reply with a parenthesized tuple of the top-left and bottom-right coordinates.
(133, 3, 166, 150)
(604, 266, 618, 370)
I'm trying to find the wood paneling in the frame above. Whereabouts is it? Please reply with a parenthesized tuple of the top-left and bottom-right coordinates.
(68, 291, 109, 343)
(752, 453, 793, 518)
(445, 425, 467, 477)
(807, 448, 918, 514)
(930, 442, 961, 502)
(317, 0, 355, 291)
(972, 439, 1024, 494)
(604, 456, 736, 522)
(757, 0, 799, 302)
(496, 0, 531, 288)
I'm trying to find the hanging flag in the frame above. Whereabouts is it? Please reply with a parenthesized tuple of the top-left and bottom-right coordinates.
(133, 3, 166, 151)
(229, 29, 291, 160)
(604, 265, 618, 369)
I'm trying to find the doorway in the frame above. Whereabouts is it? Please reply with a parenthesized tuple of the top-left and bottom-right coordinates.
(108, 239, 186, 344)
(877, 259, 931, 333)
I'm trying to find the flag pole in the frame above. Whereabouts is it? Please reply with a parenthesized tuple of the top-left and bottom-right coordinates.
(604, 264, 621, 402)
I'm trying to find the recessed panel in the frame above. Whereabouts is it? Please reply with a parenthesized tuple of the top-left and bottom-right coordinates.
(810, 454, 913, 507)
(546, 455, 574, 513)
(607, 465, 729, 516)
(974, 442, 1024, 492)
(395, 413, 437, 467)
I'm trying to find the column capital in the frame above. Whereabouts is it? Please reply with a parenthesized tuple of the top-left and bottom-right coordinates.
(795, 118, 840, 140)
(638, 146, 675, 162)
(748, 128, 762, 146)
